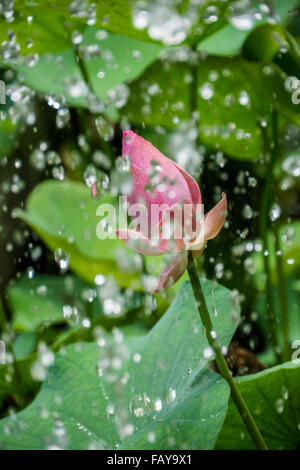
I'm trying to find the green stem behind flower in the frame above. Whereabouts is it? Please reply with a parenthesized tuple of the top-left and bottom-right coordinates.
(187, 251, 268, 450)
(260, 111, 281, 362)
(274, 225, 290, 362)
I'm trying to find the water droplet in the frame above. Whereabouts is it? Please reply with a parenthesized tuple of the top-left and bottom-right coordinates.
(95, 116, 114, 141)
(133, 353, 142, 363)
(276, 398, 284, 414)
(64, 75, 88, 98)
(282, 153, 300, 177)
(164, 387, 176, 403)
(30, 149, 46, 170)
(148, 432, 156, 443)
(202, 5, 218, 23)
(52, 165, 65, 181)
(239, 90, 250, 106)
(83, 164, 109, 198)
(154, 398, 163, 411)
(94, 274, 106, 286)
(107, 83, 130, 109)
(46, 151, 61, 166)
(56, 108, 70, 128)
(269, 203, 281, 222)
(133, 0, 192, 45)
(199, 82, 214, 100)
(54, 249, 70, 272)
(26, 266, 35, 279)
(97, 70, 105, 79)
(72, 31, 83, 45)
(244, 257, 256, 274)
(282, 228, 294, 243)
(242, 204, 254, 220)
(203, 346, 213, 359)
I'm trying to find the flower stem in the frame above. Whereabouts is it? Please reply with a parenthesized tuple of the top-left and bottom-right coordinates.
(260, 110, 281, 363)
(187, 251, 268, 450)
(274, 225, 290, 362)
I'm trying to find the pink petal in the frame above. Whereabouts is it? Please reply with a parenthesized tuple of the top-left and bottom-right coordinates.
(171, 160, 201, 205)
(122, 130, 193, 218)
(153, 200, 192, 253)
(116, 229, 167, 256)
(153, 253, 187, 293)
(204, 192, 227, 241)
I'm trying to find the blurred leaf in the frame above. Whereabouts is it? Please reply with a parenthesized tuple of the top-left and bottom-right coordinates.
(252, 221, 300, 287)
(273, 0, 300, 25)
(123, 60, 192, 130)
(197, 24, 251, 57)
(0, 354, 39, 412)
(0, 1, 86, 56)
(197, 5, 266, 57)
(13, 332, 36, 359)
(0, 364, 16, 409)
(8, 273, 144, 337)
(0, 278, 240, 449)
(196, 0, 300, 57)
(243, 62, 300, 128)
(18, 180, 141, 287)
(196, 56, 265, 159)
(17, 50, 87, 108)
(0, 119, 18, 158)
(243, 24, 288, 63)
(86, 0, 236, 48)
(215, 361, 300, 449)
(8, 275, 94, 332)
(255, 274, 300, 363)
(14, 28, 163, 109)
(241, 23, 300, 128)
(294, 279, 300, 293)
(242, 23, 300, 78)
(81, 27, 164, 101)
(239, 23, 300, 127)
(252, 222, 300, 364)
(124, 56, 265, 159)
(0, 0, 236, 59)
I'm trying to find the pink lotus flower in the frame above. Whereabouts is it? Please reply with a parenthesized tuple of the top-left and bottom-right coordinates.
(116, 130, 227, 293)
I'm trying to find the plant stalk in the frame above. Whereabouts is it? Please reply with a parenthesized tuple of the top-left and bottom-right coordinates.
(274, 225, 290, 362)
(259, 110, 281, 362)
(187, 251, 268, 450)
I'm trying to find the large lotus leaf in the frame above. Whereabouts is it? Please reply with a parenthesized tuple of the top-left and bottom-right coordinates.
(216, 361, 300, 450)
(0, 278, 240, 449)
